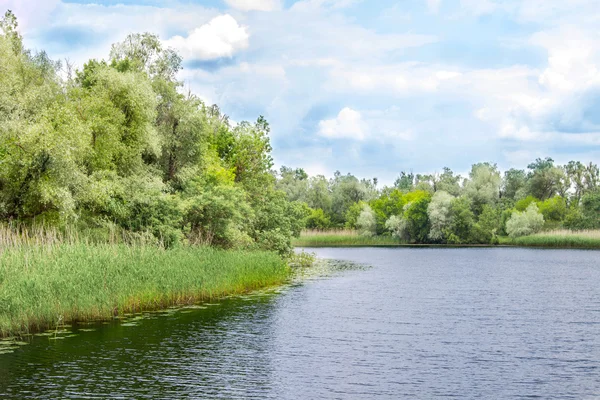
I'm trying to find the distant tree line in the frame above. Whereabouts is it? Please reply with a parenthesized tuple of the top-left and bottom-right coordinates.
(0, 11, 306, 254)
(275, 159, 600, 244)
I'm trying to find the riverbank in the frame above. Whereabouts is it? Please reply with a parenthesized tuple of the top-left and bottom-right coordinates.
(294, 230, 600, 249)
(500, 230, 600, 249)
(293, 229, 400, 247)
(0, 243, 289, 338)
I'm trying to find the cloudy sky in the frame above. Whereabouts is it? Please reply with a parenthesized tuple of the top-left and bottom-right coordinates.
(3, 0, 600, 183)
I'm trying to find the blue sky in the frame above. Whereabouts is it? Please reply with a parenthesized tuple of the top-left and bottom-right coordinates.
(5, 0, 600, 183)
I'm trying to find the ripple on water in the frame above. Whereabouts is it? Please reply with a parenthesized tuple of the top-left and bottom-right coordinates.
(1, 248, 600, 399)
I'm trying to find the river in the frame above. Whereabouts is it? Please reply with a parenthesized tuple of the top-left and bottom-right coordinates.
(1, 248, 600, 399)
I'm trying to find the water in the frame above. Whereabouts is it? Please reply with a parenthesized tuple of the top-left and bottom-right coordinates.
(2, 247, 600, 399)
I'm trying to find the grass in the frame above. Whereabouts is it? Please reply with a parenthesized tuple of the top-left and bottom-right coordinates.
(0, 227, 289, 337)
(293, 229, 401, 247)
(295, 229, 600, 249)
(504, 230, 600, 249)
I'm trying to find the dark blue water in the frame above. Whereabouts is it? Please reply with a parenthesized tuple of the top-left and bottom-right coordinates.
(1, 248, 600, 399)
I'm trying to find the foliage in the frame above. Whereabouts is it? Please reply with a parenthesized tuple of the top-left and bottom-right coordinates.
(506, 203, 544, 238)
(401, 191, 432, 243)
(445, 197, 475, 244)
(356, 204, 377, 237)
(537, 196, 567, 222)
(427, 191, 454, 242)
(0, 18, 307, 255)
(305, 208, 331, 229)
(464, 163, 501, 215)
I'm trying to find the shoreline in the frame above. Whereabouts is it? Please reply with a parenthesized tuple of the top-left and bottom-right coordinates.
(0, 244, 290, 338)
(293, 234, 600, 250)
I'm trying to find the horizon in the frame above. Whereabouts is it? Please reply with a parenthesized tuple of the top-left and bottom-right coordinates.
(5, 0, 600, 185)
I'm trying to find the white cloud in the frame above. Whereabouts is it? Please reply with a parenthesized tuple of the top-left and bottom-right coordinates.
(0, 0, 60, 31)
(224, 0, 281, 11)
(318, 107, 416, 142)
(319, 108, 366, 140)
(291, 0, 361, 12)
(329, 64, 461, 94)
(426, 0, 442, 13)
(459, 0, 499, 16)
(164, 14, 249, 60)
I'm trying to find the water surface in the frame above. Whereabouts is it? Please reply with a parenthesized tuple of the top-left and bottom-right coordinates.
(1, 248, 600, 399)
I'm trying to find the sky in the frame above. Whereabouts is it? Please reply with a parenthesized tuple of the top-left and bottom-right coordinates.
(3, 0, 600, 184)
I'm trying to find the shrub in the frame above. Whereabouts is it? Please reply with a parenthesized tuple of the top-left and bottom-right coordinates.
(305, 208, 331, 229)
(385, 215, 408, 241)
(506, 203, 544, 238)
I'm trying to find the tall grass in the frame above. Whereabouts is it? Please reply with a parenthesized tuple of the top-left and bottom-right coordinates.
(293, 229, 401, 247)
(0, 226, 288, 337)
(509, 230, 600, 249)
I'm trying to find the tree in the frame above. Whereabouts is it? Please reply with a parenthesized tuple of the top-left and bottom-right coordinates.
(306, 175, 332, 215)
(394, 171, 414, 192)
(464, 162, 501, 214)
(427, 191, 454, 242)
(526, 158, 569, 200)
(437, 167, 462, 196)
(109, 33, 182, 80)
(276, 166, 309, 203)
(402, 191, 432, 243)
(356, 204, 377, 237)
(446, 197, 475, 244)
(502, 168, 527, 200)
(330, 172, 370, 225)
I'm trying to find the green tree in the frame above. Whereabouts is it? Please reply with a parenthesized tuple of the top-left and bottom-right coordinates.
(464, 162, 501, 214)
(502, 168, 527, 200)
(427, 190, 454, 242)
(402, 191, 432, 243)
(446, 197, 475, 244)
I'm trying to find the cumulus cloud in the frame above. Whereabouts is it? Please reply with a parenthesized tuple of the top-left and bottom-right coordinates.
(163, 15, 249, 60)
(319, 108, 366, 140)
(318, 107, 416, 142)
(224, 0, 281, 11)
(13, 0, 600, 180)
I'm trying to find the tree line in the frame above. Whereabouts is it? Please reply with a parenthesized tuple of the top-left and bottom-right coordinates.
(275, 158, 600, 244)
(0, 11, 306, 254)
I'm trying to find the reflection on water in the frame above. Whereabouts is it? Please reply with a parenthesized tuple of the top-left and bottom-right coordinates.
(1, 248, 600, 399)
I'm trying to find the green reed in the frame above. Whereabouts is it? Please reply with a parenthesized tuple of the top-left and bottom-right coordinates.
(0, 240, 288, 337)
(508, 230, 600, 249)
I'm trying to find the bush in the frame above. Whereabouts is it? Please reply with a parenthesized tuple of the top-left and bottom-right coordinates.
(537, 196, 567, 222)
(385, 215, 408, 241)
(506, 203, 544, 238)
(515, 196, 539, 211)
(305, 208, 331, 229)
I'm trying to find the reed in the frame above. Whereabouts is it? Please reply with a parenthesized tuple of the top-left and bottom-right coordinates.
(507, 230, 600, 249)
(293, 229, 401, 247)
(0, 226, 289, 337)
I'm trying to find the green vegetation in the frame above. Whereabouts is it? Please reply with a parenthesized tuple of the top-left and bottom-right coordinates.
(293, 229, 404, 247)
(502, 230, 600, 249)
(0, 11, 310, 337)
(277, 160, 600, 245)
(0, 228, 289, 337)
(0, 11, 306, 255)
